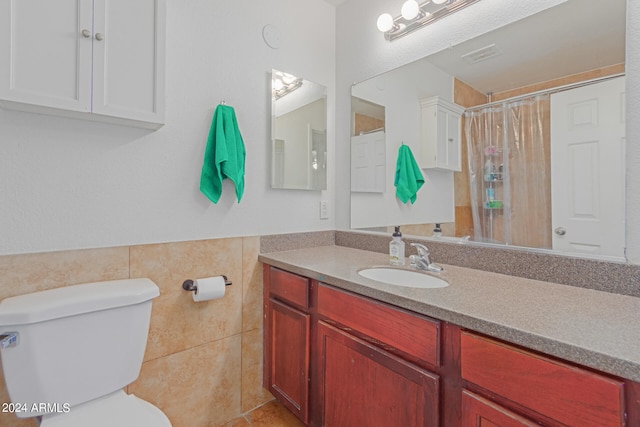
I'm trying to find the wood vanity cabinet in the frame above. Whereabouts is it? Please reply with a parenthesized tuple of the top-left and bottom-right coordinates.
(263, 264, 640, 427)
(316, 284, 441, 427)
(264, 266, 311, 423)
(460, 331, 627, 427)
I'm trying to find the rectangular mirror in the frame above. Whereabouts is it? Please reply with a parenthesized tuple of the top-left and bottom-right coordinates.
(271, 69, 327, 190)
(350, 0, 626, 260)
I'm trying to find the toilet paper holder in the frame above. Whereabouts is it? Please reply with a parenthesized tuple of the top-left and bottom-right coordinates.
(182, 276, 232, 292)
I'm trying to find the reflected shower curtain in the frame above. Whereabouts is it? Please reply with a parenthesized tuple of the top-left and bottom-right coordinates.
(465, 95, 552, 248)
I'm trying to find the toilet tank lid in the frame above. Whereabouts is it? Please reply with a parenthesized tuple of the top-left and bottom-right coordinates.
(0, 278, 160, 326)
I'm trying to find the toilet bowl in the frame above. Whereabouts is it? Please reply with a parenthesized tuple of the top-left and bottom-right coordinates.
(40, 390, 171, 427)
(0, 278, 171, 426)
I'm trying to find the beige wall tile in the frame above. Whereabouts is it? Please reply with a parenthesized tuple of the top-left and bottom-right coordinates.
(0, 407, 38, 427)
(0, 236, 265, 427)
(130, 335, 242, 427)
(0, 247, 129, 300)
(0, 246, 129, 427)
(241, 328, 272, 412)
(242, 237, 262, 332)
(130, 239, 243, 361)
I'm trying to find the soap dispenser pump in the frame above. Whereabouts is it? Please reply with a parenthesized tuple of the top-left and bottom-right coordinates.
(389, 226, 405, 266)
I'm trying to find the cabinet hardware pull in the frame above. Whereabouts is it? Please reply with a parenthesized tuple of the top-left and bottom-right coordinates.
(81, 29, 91, 38)
(95, 33, 104, 41)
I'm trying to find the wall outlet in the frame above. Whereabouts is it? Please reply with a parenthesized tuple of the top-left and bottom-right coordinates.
(320, 200, 329, 220)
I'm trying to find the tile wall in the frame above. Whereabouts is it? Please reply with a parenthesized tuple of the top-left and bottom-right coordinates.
(0, 237, 272, 427)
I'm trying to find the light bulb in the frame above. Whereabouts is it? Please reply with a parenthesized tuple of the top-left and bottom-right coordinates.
(401, 0, 420, 20)
(377, 13, 394, 32)
(273, 79, 283, 91)
(432, 0, 447, 4)
(282, 73, 296, 84)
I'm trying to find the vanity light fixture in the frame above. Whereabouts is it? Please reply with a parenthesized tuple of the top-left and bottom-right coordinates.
(272, 71, 303, 100)
(378, 0, 481, 41)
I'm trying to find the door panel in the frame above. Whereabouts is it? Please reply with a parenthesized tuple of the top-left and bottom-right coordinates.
(550, 76, 625, 258)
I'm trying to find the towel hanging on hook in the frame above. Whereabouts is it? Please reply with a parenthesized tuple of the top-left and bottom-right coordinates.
(200, 103, 246, 203)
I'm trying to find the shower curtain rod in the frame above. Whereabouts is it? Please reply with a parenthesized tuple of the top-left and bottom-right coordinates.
(464, 72, 625, 113)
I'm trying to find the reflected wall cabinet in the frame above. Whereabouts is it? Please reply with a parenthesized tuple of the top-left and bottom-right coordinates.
(420, 96, 464, 171)
(0, 0, 166, 129)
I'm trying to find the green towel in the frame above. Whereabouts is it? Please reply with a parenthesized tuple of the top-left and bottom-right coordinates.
(200, 105, 246, 204)
(394, 144, 424, 204)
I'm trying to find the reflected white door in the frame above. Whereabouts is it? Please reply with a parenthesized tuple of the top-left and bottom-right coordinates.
(351, 131, 386, 193)
(550, 76, 625, 258)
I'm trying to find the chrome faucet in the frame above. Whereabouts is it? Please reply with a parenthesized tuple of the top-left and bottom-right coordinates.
(410, 243, 443, 272)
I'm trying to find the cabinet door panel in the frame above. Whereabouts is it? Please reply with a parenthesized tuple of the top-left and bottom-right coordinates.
(318, 321, 439, 427)
(0, 0, 92, 111)
(318, 284, 440, 367)
(269, 298, 310, 423)
(462, 390, 539, 427)
(461, 332, 625, 427)
(92, 0, 165, 123)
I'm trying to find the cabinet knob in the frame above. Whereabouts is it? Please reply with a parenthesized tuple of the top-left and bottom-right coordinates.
(81, 29, 91, 38)
(554, 227, 567, 236)
(95, 33, 104, 41)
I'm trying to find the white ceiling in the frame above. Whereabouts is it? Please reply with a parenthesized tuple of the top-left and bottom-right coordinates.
(323, 0, 348, 5)
(411, 0, 625, 94)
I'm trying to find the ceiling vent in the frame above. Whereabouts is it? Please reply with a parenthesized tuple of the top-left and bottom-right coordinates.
(461, 44, 503, 64)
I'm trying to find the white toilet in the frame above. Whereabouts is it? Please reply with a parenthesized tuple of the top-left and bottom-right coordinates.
(0, 278, 171, 426)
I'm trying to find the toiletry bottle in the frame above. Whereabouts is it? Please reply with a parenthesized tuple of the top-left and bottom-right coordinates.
(484, 159, 494, 181)
(389, 226, 405, 266)
(433, 224, 442, 238)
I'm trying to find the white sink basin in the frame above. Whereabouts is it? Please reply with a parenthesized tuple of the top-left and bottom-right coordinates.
(358, 267, 449, 289)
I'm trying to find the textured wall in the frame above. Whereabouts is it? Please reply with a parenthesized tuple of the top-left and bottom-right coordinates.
(0, 0, 335, 256)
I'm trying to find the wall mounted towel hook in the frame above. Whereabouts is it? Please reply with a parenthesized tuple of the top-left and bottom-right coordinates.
(182, 276, 232, 292)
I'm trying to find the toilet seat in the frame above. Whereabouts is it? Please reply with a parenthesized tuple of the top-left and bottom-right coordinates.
(40, 390, 171, 427)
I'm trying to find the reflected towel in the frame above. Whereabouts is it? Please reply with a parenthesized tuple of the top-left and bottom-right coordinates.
(200, 105, 246, 203)
(394, 145, 424, 204)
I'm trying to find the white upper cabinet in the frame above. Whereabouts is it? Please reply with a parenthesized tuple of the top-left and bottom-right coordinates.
(0, 0, 165, 129)
(419, 97, 464, 171)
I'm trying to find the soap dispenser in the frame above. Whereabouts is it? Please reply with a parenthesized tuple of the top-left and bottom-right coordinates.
(433, 223, 442, 238)
(389, 226, 405, 266)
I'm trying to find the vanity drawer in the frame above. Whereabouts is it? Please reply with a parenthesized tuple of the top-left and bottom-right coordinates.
(461, 332, 625, 427)
(317, 284, 440, 367)
(269, 267, 310, 309)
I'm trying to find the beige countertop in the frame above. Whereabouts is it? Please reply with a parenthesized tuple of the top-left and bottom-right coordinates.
(259, 245, 640, 382)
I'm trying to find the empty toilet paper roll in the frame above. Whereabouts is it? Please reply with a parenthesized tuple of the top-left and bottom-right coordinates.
(192, 276, 226, 302)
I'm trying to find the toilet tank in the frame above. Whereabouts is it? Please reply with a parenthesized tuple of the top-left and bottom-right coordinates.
(0, 278, 159, 418)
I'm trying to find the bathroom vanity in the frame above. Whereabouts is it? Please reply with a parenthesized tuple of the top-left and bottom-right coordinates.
(260, 245, 640, 427)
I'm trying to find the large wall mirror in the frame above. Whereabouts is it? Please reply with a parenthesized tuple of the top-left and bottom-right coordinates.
(351, 0, 626, 261)
(272, 69, 327, 190)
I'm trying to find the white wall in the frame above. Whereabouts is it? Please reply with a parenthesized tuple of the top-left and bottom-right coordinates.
(335, 0, 640, 265)
(0, 0, 335, 255)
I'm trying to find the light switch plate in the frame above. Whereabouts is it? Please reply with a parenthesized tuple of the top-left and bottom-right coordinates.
(320, 200, 329, 220)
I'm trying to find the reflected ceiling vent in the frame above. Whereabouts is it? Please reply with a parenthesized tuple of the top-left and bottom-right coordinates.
(461, 44, 503, 64)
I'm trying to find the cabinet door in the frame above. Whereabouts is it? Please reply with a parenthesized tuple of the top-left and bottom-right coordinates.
(92, 0, 165, 124)
(318, 321, 439, 427)
(462, 390, 539, 427)
(0, 0, 93, 111)
(444, 107, 462, 171)
(268, 298, 310, 423)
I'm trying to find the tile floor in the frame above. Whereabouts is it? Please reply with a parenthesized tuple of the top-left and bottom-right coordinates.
(221, 400, 305, 427)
